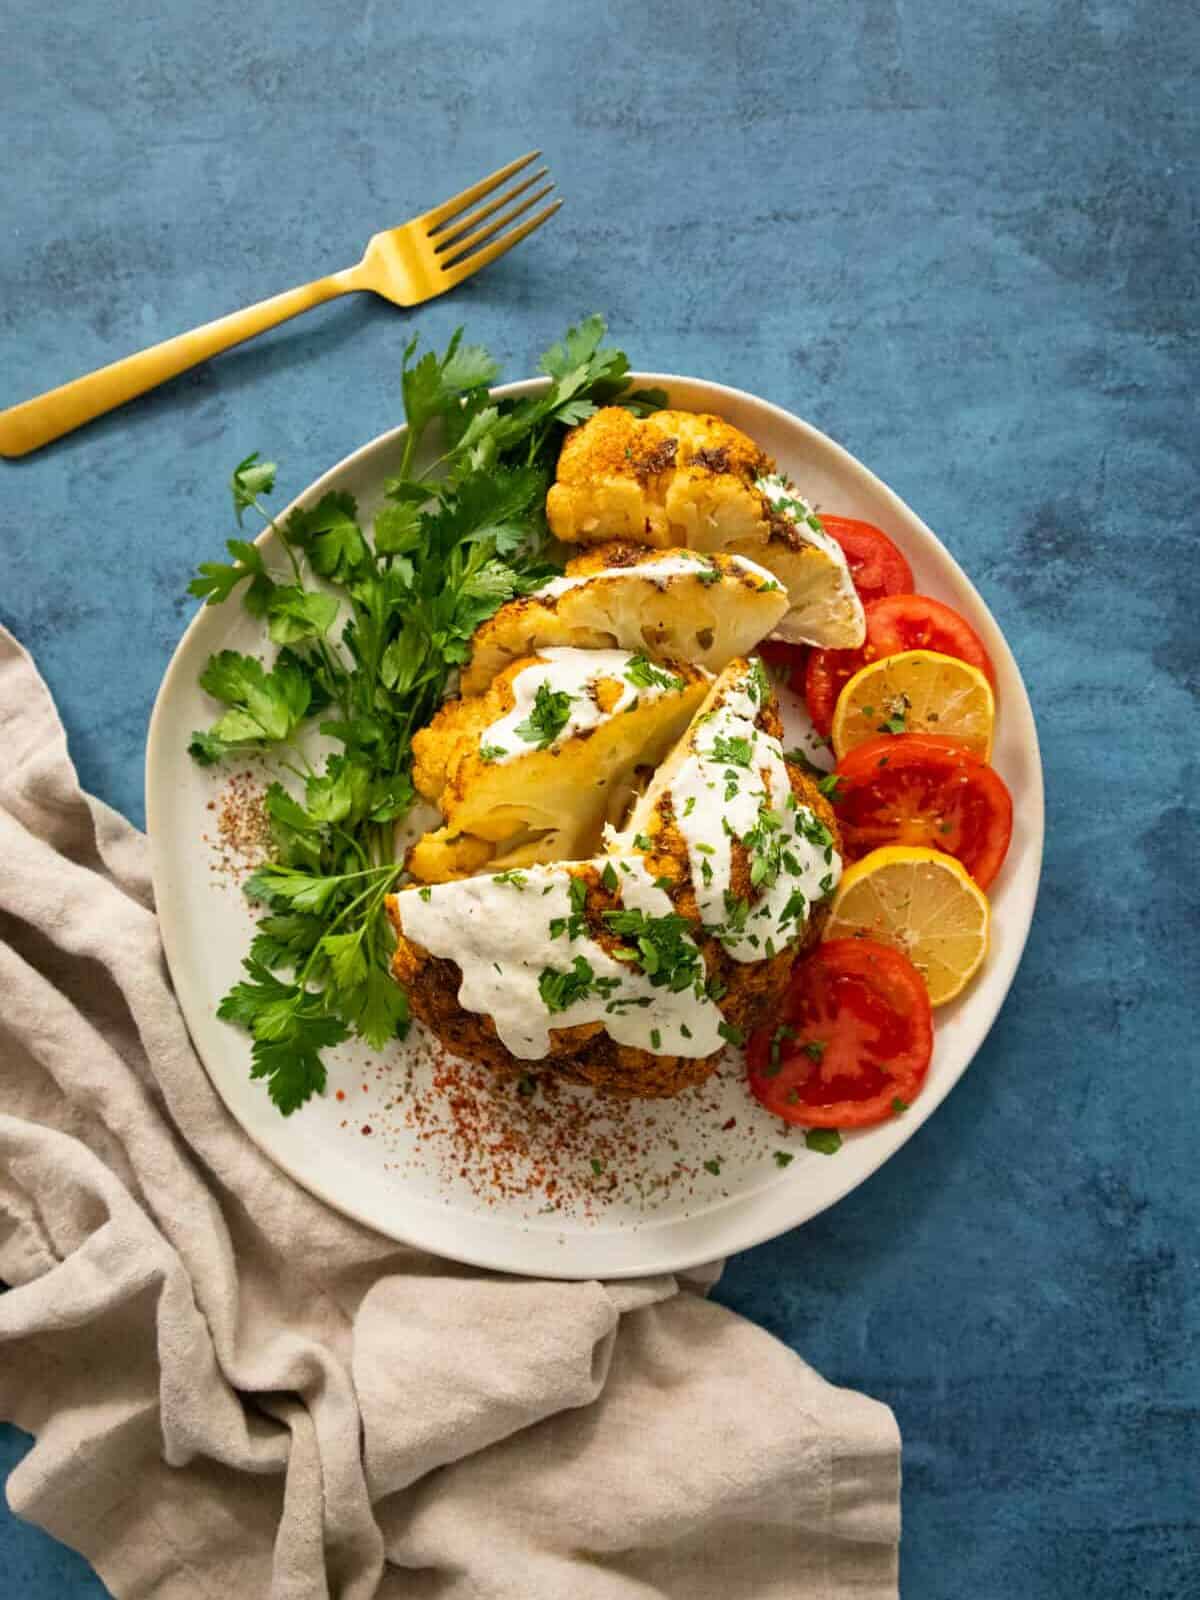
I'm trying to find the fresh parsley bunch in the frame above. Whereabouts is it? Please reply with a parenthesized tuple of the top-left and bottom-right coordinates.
(187, 315, 665, 1113)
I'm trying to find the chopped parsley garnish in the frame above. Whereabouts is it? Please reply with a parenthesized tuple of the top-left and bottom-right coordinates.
(650, 1028, 662, 1050)
(816, 773, 845, 802)
(720, 893, 751, 940)
(745, 806, 786, 889)
(877, 693, 911, 736)
(516, 1074, 537, 1097)
(766, 1023, 797, 1074)
(717, 1020, 745, 1047)
(802, 1039, 827, 1063)
(491, 869, 527, 888)
(703, 1157, 722, 1176)
(591, 1157, 605, 1176)
(539, 956, 599, 1013)
(746, 657, 771, 707)
(696, 563, 722, 586)
(633, 832, 654, 851)
(680, 1022, 692, 1039)
(892, 1096, 910, 1115)
(711, 733, 753, 767)
(784, 746, 826, 778)
(683, 795, 697, 817)
(549, 874, 590, 940)
(602, 907, 705, 993)
(478, 742, 506, 763)
(625, 654, 685, 692)
(418, 886, 432, 902)
(780, 889, 809, 928)
(796, 811, 835, 852)
(805, 1128, 843, 1155)
(773, 1150, 794, 1168)
(515, 681, 575, 748)
(600, 861, 619, 892)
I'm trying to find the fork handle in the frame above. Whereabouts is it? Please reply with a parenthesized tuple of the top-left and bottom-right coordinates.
(0, 272, 356, 458)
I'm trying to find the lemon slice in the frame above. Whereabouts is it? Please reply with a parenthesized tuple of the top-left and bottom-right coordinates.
(824, 845, 990, 1005)
(831, 649, 995, 760)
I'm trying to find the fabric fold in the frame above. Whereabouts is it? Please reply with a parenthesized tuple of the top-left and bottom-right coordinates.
(0, 624, 901, 1598)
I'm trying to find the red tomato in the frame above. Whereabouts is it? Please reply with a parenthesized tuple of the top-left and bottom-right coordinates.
(832, 734, 1014, 889)
(747, 939, 933, 1128)
(804, 593, 999, 736)
(864, 594, 997, 687)
(820, 516, 914, 606)
(804, 645, 863, 738)
(757, 639, 807, 694)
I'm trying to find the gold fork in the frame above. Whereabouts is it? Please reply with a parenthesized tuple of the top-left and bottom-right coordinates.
(0, 152, 560, 459)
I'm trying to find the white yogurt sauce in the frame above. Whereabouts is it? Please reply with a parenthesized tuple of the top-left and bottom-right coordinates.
(669, 662, 841, 961)
(396, 859, 726, 1060)
(479, 646, 690, 764)
(535, 551, 781, 599)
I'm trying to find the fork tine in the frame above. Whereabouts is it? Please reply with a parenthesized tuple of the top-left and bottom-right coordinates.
(433, 166, 549, 249)
(436, 200, 563, 291)
(436, 183, 556, 268)
(418, 150, 541, 233)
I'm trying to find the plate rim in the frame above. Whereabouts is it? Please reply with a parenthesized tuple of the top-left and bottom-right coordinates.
(146, 371, 1044, 1277)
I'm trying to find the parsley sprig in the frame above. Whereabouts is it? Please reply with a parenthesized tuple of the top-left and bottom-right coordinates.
(188, 316, 662, 1112)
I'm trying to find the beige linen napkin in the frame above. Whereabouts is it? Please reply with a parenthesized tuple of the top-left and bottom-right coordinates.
(0, 623, 900, 1599)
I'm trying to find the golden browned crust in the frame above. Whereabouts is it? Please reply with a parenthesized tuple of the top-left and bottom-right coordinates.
(545, 409, 776, 549)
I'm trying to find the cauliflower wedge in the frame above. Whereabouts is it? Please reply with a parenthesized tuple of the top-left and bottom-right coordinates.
(614, 657, 843, 966)
(461, 542, 788, 695)
(545, 407, 865, 649)
(407, 646, 710, 882)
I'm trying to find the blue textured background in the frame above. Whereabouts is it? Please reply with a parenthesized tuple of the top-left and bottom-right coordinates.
(2, 1, 1197, 1596)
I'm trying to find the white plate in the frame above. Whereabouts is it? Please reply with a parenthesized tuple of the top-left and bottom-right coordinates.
(147, 374, 1043, 1279)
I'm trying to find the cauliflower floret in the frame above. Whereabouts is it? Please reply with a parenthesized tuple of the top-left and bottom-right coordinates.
(546, 408, 865, 649)
(408, 648, 710, 882)
(461, 543, 788, 695)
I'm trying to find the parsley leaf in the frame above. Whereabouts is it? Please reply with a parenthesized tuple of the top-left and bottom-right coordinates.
(624, 654, 685, 692)
(515, 681, 574, 748)
(230, 452, 277, 522)
(538, 956, 598, 1013)
(711, 733, 753, 767)
(805, 1128, 843, 1155)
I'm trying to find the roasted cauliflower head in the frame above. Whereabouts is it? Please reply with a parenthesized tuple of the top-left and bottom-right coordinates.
(387, 659, 844, 1099)
(545, 407, 865, 649)
(407, 646, 710, 883)
(461, 543, 788, 695)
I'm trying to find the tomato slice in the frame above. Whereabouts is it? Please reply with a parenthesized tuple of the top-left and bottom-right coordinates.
(864, 594, 996, 687)
(747, 938, 933, 1127)
(757, 639, 807, 695)
(804, 644, 861, 737)
(820, 517, 914, 606)
(833, 734, 1013, 888)
(804, 593, 998, 736)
